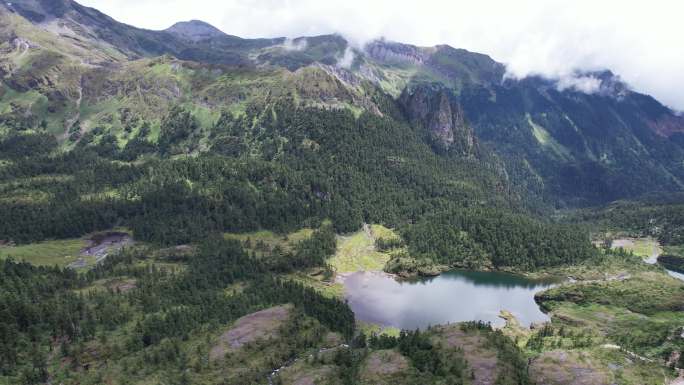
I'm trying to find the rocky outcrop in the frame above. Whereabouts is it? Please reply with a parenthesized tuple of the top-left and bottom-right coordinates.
(365, 40, 427, 66)
(400, 85, 476, 155)
(647, 114, 684, 137)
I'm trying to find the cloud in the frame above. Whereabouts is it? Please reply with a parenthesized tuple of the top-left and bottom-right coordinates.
(282, 37, 307, 51)
(555, 76, 602, 94)
(337, 47, 355, 69)
(79, 0, 684, 111)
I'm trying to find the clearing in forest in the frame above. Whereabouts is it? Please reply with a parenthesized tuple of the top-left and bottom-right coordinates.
(359, 349, 410, 384)
(434, 325, 499, 385)
(0, 230, 134, 268)
(611, 237, 662, 263)
(530, 350, 610, 385)
(0, 238, 89, 267)
(224, 228, 313, 256)
(209, 304, 292, 361)
(328, 224, 398, 273)
(277, 363, 337, 385)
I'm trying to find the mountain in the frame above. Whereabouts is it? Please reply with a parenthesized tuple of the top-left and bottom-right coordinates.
(165, 20, 228, 41)
(1, 0, 684, 209)
(3, 2, 684, 385)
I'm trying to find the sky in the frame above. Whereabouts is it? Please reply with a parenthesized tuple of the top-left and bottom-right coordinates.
(79, 0, 684, 111)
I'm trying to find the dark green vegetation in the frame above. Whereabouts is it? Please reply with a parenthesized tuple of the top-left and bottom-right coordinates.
(0, 104, 507, 246)
(0, 230, 355, 384)
(460, 75, 684, 207)
(531, 256, 684, 383)
(363, 322, 529, 385)
(0, 228, 539, 385)
(570, 197, 684, 246)
(1, 1, 684, 384)
(2, 0, 684, 208)
(402, 208, 595, 270)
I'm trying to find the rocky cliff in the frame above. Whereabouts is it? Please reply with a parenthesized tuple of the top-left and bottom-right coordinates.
(400, 85, 476, 156)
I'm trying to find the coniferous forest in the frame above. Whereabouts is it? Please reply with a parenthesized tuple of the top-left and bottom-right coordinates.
(1, 1, 684, 383)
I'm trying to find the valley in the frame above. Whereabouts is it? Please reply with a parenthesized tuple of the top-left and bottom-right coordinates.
(1, 1, 684, 384)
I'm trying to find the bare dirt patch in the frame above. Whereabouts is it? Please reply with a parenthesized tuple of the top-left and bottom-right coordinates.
(209, 304, 292, 361)
(434, 325, 498, 385)
(154, 244, 195, 261)
(107, 278, 137, 293)
(68, 232, 132, 269)
(278, 363, 336, 385)
(322, 332, 343, 348)
(611, 239, 635, 249)
(80, 232, 133, 262)
(530, 350, 610, 385)
(360, 349, 409, 381)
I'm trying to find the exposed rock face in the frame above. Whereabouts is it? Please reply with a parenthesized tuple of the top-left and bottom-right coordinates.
(400, 85, 476, 155)
(647, 114, 684, 137)
(365, 40, 427, 65)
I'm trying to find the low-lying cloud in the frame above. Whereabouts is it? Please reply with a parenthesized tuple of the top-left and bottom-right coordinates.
(282, 37, 307, 51)
(555, 76, 602, 94)
(81, 0, 684, 111)
(337, 47, 355, 69)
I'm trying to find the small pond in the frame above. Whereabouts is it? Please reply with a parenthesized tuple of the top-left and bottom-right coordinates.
(341, 270, 557, 330)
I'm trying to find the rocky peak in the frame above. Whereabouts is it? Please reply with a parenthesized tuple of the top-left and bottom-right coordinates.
(364, 39, 427, 65)
(400, 85, 476, 155)
(165, 20, 226, 41)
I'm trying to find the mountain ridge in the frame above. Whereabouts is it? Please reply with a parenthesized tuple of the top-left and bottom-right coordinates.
(1, 0, 684, 206)
(165, 20, 229, 41)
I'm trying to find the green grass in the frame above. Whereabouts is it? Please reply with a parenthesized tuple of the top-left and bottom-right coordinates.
(358, 321, 401, 338)
(0, 84, 47, 114)
(545, 300, 684, 357)
(528, 292, 681, 385)
(369, 224, 399, 241)
(0, 238, 89, 267)
(285, 272, 344, 299)
(540, 269, 684, 316)
(329, 227, 392, 273)
(527, 249, 656, 281)
(224, 228, 314, 256)
(590, 347, 673, 385)
(527, 114, 572, 160)
(611, 237, 661, 260)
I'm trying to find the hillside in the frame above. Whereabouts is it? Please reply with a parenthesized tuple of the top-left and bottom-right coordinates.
(1, 1, 684, 385)
(1, 0, 684, 206)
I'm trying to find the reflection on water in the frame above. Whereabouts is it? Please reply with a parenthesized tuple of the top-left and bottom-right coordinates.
(342, 270, 555, 330)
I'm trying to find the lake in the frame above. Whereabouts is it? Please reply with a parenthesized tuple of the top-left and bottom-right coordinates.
(341, 270, 556, 330)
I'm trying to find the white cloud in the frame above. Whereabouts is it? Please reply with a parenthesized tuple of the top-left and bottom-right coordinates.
(282, 37, 307, 51)
(337, 47, 355, 69)
(555, 76, 602, 94)
(79, 0, 684, 110)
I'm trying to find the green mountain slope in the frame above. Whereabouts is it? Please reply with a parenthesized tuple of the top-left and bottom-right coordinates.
(2, 2, 684, 385)
(2, 0, 683, 208)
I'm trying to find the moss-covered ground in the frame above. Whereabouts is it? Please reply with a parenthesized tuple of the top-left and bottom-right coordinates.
(0, 238, 88, 267)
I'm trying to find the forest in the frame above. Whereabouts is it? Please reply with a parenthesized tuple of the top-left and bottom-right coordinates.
(402, 208, 595, 270)
(0, 99, 664, 384)
(568, 197, 684, 246)
(0, 103, 591, 272)
(0, 227, 354, 383)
